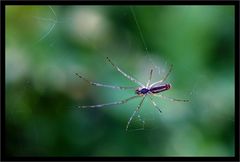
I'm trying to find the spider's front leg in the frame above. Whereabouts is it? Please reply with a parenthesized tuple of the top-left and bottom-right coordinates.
(75, 73, 137, 90)
(106, 57, 144, 87)
(150, 64, 173, 87)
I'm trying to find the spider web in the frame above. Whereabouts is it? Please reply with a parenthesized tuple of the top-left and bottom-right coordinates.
(32, 6, 234, 132)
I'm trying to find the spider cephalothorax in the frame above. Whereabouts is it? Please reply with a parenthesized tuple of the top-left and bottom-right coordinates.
(135, 87, 149, 95)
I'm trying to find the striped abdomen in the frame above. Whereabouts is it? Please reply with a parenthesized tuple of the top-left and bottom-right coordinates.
(150, 83, 171, 94)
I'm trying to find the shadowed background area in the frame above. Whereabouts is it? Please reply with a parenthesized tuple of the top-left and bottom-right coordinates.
(6, 5, 234, 156)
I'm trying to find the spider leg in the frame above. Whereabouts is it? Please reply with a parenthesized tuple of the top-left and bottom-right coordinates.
(148, 95, 162, 114)
(78, 95, 140, 109)
(75, 73, 137, 90)
(126, 96, 146, 131)
(146, 69, 153, 88)
(153, 94, 189, 102)
(150, 64, 173, 87)
(106, 57, 144, 87)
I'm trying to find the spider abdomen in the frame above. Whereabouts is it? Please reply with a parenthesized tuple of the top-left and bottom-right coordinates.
(150, 83, 171, 94)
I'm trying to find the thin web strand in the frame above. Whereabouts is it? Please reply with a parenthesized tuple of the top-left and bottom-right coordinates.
(38, 23, 56, 42)
(33, 16, 69, 24)
(48, 6, 57, 18)
(146, 69, 153, 88)
(36, 6, 61, 42)
(130, 7, 157, 70)
(126, 96, 146, 131)
(127, 113, 146, 132)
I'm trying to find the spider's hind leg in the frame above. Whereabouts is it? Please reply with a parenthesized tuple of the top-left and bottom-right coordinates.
(148, 95, 162, 114)
(154, 94, 189, 102)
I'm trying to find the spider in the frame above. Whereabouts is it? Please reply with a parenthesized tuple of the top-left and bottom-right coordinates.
(76, 57, 189, 131)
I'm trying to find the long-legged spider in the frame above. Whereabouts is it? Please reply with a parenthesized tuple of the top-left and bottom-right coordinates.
(76, 57, 189, 131)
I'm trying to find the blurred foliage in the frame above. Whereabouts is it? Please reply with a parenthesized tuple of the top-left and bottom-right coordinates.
(6, 5, 234, 156)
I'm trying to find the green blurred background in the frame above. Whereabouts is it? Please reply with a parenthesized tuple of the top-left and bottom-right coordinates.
(6, 5, 234, 156)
